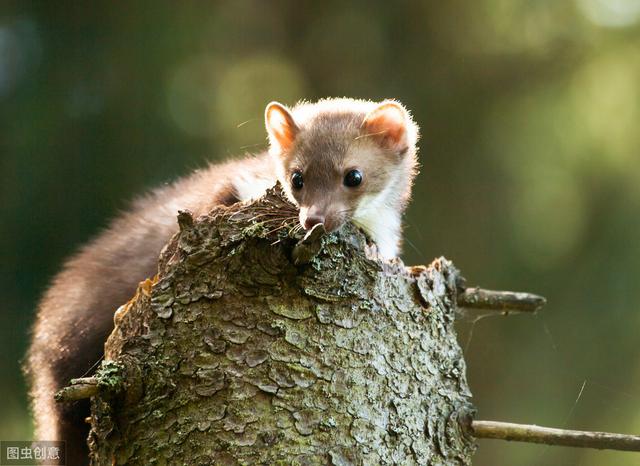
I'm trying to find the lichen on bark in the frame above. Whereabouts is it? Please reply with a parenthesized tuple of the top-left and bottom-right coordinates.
(88, 185, 477, 465)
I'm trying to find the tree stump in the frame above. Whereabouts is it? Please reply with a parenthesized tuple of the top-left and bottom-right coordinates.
(87, 186, 476, 465)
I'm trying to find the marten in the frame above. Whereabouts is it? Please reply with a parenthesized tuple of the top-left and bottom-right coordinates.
(25, 98, 420, 464)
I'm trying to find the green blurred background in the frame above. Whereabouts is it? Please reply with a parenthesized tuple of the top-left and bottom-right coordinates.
(1, 1, 639, 465)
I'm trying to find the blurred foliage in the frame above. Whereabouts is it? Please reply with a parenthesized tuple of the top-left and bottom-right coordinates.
(1, 1, 639, 465)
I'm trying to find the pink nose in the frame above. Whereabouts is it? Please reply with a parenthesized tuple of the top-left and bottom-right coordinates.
(304, 215, 325, 230)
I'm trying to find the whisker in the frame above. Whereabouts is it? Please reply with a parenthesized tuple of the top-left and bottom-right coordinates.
(250, 213, 298, 222)
(354, 130, 387, 141)
(265, 225, 290, 235)
(239, 143, 267, 151)
(236, 118, 258, 128)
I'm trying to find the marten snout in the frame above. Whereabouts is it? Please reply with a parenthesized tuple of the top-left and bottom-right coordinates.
(301, 205, 326, 230)
(303, 214, 324, 230)
(299, 205, 342, 232)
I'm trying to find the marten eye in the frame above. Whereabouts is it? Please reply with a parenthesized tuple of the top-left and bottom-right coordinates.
(291, 171, 304, 190)
(344, 169, 362, 187)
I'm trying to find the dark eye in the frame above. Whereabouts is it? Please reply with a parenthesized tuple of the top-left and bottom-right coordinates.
(344, 169, 363, 187)
(291, 171, 304, 190)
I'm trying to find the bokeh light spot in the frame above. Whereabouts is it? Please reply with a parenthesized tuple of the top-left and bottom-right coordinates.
(0, 18, 41, 98)
(166, 56, 224, 138)
(570, 50, 640, 170)
(577, 0, 640, 28)
(214, 54, 307, 146)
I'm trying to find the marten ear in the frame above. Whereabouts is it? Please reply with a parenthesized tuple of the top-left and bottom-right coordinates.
(265, 102, 299, 154)
(362, 101, 409, 153)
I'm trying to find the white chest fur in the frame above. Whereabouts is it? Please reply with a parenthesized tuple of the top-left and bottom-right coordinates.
(352, 181, 402, 259)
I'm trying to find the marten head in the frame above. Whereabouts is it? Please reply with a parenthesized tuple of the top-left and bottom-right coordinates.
(265, 98, 419, 244)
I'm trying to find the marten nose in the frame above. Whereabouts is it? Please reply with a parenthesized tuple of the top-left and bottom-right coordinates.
(304, 215, 325, 230)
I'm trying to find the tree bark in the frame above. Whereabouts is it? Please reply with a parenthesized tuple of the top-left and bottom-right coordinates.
(86, 186, 477, 465)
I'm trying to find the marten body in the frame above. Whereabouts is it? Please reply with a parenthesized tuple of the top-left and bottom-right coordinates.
(26, 98, 419, 465)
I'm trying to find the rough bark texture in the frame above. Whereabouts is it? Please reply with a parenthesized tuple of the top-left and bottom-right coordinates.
(88, 186, 476, 465)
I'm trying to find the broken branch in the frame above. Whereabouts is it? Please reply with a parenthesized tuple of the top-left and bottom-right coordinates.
(471, 420, 640, 452)
(457, 287, 546, 315)
(55, 377, 99, 402)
